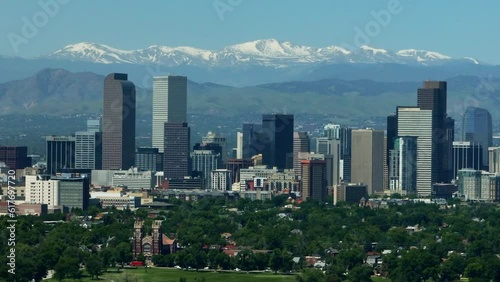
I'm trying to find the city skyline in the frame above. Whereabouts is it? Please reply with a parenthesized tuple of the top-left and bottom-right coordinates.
(3, 2, 500, 281)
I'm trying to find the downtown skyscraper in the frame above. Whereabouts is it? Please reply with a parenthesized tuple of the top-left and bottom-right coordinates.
(163, 123, 191, 180)
(46, 136, 76, 175)
(152, 76, 187, 153)
(351, 129, 384, 195)
(397, 107, 434, 196)
(417, 81, 453, 182)
(389, 136, 417, 195)
(75, 119, 102, 170)
(242, 123, 263, 159)
(262, 114, 294, 169)
(462, 107, 492, 169)
(293, 131, 310, 175)
(102, 73, 136, 170)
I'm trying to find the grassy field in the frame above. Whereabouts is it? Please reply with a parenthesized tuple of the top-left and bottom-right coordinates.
(48, 267, 396, 281)
(49, 267, 296, 282)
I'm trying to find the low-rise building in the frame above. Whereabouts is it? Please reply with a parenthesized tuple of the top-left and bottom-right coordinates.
(17, 203, 48, 216)
(334, 183, 368, 205)
(90, 191, 141, 209)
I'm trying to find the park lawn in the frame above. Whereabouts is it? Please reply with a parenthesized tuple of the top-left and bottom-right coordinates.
(48, 268, 392, 282)
(371, 276, 391, 282)
(49, 267, 296, 282)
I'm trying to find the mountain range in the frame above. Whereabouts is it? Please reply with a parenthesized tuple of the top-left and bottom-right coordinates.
(46, 39, 480, 67)
(1, 69, 500, 123)
(3, 39, 500, 87)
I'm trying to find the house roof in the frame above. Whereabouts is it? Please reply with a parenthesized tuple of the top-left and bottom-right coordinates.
(162, 234, 175, 245)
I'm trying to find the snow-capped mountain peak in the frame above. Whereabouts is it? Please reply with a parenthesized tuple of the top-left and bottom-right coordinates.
(396, 49, 451, 60)
(360, 45, 389, 55)
(222, 39, 313, 58)
(46, 39, 480, 67)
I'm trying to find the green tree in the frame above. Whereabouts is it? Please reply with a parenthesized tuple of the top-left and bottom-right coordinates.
(152, 254, 166, 267)
(254, 252, 270, 270)
(54, 255, 81, 281)
(439, 254, 466, 281)
(86, 254, 104, 280)
(270, 249, 293, 273)
(100, 247, 115, 269)
(236, 250, 256, 271)
(337, 248, 364, 270)
(207, 249, 220, 269)
(164, 254, 177, 267)
(270, 249, 284, 273)
(115, 242, 132, 268)
(215, 252, 232, 270)
(1, 244, 40, 282)
(296, 268, 325, 282)
(464, 262, 484, 280)
(346, 265, 372, 282)
(388, 249, 440, 282)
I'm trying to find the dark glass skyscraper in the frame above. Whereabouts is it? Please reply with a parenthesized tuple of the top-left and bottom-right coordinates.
(262, 114, 294, 169)
(0, 146, 29, 170)
(339, 126, 352, 182)
(135, 147, 163, 172)
(462, 107, 492, 169)
(452, 141, 482, 180)
(242, 123, 263, 159)
(386, 114, 398, 167)
(46, 136, 76, 175)
(163, 122, 191, 179)
(102, 73, 136, 170)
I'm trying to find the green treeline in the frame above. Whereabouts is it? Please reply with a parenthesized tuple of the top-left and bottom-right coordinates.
(1, 196, 500, 281)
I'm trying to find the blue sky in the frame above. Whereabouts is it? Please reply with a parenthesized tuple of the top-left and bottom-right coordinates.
(1, 0, 499, 64)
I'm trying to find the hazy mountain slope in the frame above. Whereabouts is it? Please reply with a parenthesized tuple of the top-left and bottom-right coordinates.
(1, 69, 499, 121)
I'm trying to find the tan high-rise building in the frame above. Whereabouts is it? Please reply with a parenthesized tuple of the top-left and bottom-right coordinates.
(301, 159, 327, 201)
(293, 132, 310, 175)
(351, 129, 384, 195)
(489, 147, 500, 173)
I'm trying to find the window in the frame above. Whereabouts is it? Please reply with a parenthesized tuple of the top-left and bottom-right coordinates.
(143, 243, 151, 253)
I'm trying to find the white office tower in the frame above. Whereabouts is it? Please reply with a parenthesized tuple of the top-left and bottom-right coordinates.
(152, 76, 187, 153)
(324, 123, 341, 139)
(397, 107, 433, 196)
(75, 119, 102, 170)
(211, 169, 232, 191)
(236, 132, 243, 159)
(25, 175, 60, 209)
